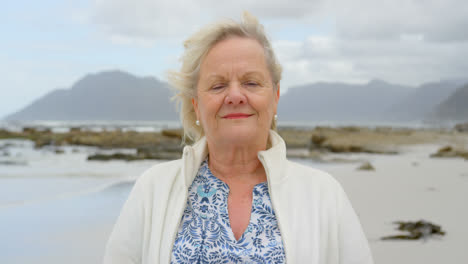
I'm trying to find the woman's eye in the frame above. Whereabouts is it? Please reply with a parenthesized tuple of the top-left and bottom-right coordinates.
(212, 84, 225, 90)
(245, 81, 258, 86)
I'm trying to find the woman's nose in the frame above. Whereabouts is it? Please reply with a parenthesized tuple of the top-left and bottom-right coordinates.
(224, 82, 246, 105)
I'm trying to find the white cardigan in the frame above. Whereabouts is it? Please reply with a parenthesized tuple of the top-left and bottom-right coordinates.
(104, 130, 374, 264)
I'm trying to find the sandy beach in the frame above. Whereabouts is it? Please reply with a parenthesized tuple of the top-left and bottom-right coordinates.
(321, 144, 468, 264)
(1, 126, 467, 263)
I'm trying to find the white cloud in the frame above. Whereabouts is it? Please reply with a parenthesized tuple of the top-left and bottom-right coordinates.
(274, 33, 468, 89)
(331, 0, 468, 42)
(90, 0, 468, 88)
(91, 0, 468, 43)
(91, 0, 326, 42)
(92, 0, 204, 42)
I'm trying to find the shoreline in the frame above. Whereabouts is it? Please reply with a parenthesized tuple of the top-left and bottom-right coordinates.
(1, 125, 467, 263)
(1, 124, 467, 162)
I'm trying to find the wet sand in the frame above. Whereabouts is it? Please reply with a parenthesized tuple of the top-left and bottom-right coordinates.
(323, 144, 468, 264)
(1, 128, 467, 263)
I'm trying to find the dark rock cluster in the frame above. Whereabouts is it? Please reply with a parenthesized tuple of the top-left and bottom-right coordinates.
(454, 122, 468, 133)
(381, 220, 446, 241)
(430, 145, 468, 160)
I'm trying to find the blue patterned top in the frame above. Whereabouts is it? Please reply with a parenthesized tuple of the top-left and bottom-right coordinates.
(170, 159, 286, 263)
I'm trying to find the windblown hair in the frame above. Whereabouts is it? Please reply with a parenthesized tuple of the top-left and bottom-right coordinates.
(167, 11, 282, 143)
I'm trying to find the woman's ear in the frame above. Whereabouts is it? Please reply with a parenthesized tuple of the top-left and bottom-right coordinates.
(192, 98, 199, 120)
(276, 83, 280, 103)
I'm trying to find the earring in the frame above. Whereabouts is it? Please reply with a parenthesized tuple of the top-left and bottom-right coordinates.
(274, 114, 278, 121)
(195, 120, 200, 126)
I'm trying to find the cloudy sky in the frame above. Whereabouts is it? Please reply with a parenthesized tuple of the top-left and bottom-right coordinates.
(2, 0, 468, 118)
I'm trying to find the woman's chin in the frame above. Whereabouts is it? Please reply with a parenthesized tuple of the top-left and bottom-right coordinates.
(215, 126, 269, 145)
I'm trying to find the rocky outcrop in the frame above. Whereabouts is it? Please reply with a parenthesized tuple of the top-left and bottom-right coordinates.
(2, 126, 468, 162)
(430, 146, 468, 160)
(357, 162, 375, 171)
(454, 122, 468, 132)
(87, 149, 182, 161)
(307, 128, 397, 154)
(381, 220, 446, 241)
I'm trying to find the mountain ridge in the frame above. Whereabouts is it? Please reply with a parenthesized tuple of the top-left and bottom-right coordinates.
(4, 70, 178, 121)
(428, 83, 468, 122)
(4, 70, 467, 123)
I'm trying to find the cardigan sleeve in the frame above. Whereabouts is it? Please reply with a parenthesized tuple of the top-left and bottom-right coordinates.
(336, 183, 374, 264)
(103, 177, 147, 264)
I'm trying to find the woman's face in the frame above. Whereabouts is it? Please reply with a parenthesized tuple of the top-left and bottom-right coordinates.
(193, 36, 280, 147)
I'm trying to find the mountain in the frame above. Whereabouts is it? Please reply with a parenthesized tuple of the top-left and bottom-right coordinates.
(4, 70, 179, 121)
(428, 83, 468, 122)
(277, 79, 412, 122)
(383, 80, 462, 121)
(5, 70, 465, 123)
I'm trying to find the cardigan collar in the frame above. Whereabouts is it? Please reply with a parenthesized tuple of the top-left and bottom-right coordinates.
(181, 130, 288, 189)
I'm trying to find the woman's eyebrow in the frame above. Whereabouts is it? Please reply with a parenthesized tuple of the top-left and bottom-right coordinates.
(242, 71, 265, 78)
(203, 74, 226, 83)
(203, 71, 265, 82)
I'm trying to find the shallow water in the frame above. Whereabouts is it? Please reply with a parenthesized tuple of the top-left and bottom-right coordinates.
(0, 180, 133, 264)
(0, 139, 160, 264)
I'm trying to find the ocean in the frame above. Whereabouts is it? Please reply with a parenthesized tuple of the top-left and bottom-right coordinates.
(0, 136, 162, 263)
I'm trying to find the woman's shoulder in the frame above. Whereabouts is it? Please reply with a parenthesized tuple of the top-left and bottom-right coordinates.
(281, 160, 349, 212)
(133, 159, 184, 191)
(284, 159, 342, 190)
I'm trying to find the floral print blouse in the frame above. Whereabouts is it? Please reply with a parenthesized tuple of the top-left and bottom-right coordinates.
(170, 159, 286, 263)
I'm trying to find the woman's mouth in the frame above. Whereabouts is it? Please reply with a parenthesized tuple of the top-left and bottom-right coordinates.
(222, 113, 253, 119)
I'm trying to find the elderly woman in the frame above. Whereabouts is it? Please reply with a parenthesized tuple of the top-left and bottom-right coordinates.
(104, 12, 373, 264)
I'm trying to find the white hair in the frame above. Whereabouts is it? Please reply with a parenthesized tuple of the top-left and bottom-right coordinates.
(167, 11, 282, 143)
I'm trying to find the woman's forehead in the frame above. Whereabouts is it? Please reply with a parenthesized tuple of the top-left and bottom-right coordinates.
(200, 38, 269, 79)
(205, 38, 265, 63)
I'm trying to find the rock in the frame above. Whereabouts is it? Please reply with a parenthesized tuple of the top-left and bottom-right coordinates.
(70, 127, 82, 133)
(22, 127, 37, 133)
(321, 143, 396, 154)
(327, 144, 363, 153)
(161, 129, 184, 139)
(138, 142, 183, 153)
(141, 151, 182, 160)
(88, 143, 183, 161)
(87, 151, 182, 161)
(437, 145, 452, 153)
(137, 144, 183, 160)
(0, 160, 28, 166)
(454, 122, 468, 132)
(357, 162, 375, 171)
(340, 126, 362, 132)
(88, 153, 141, 161)
(55, 148, 65, 154)
(310, 134, 327, 147)
(277, 128, 313, 149)
(430, 145, 468, 160)
(381, 220, 446, 241)
(34, 138, 55, 148)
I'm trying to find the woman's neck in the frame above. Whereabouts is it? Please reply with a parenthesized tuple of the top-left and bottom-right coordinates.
(206, 140, 268, 185)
